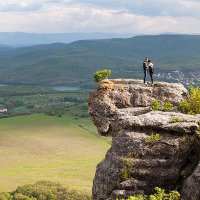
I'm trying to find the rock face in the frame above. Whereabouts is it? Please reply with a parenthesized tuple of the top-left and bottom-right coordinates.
(181, 164, 200, 200)
(88, 79, 200, 200)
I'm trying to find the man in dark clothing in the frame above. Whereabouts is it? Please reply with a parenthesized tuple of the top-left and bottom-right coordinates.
(143, 58, 148, 83)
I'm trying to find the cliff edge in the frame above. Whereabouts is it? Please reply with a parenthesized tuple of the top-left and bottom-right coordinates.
(88, 79, 200, 200)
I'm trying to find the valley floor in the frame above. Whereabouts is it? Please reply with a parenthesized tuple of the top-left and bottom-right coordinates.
(0, 114, 110, 194)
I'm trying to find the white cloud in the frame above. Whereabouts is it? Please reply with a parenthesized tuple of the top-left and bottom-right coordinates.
(0, 0, 199, 34)
(0, 1, 43, 12)
(65, 0, 200, 17)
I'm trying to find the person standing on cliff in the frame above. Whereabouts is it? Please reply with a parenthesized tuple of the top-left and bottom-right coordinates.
(143, 58, 148, 83)
(148, 59, 154, 84)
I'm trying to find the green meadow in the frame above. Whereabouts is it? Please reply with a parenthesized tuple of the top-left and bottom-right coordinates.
(0, 113, 110, 194)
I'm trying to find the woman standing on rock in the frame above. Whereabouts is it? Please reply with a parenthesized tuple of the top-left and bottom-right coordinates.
(143, 58, 148, 83)
(148, 59, 154, 84)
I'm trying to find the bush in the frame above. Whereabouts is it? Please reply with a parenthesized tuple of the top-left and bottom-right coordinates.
(178, 86, 200, 114)
(0, 193, 12, 200)
(121, 160, 131, 179)
(151, 101, 173, 112)
(45, 110, 64, 117)
(120, 195, 144, 200)
(12, 194, 34, 200)
(93, 69, 111, 82)
(151, 101, 161, 111)
(117, 187, 180, 200)
(149, 187, 180, 200)
(163, 102, 173, 112)
(3, 181, 92, 200)
(144, 133, 162, 145)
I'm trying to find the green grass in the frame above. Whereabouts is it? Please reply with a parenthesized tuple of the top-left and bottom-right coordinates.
(0, 113, 110, 194)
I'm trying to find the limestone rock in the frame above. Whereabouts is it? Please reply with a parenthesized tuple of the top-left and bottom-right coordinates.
(88, 79, 200, 200)
(182, 163, 200, 200)
(88, 79, 188, 136)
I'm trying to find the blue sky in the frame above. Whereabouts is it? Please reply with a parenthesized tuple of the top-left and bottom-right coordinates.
(0, 0, 200, 34)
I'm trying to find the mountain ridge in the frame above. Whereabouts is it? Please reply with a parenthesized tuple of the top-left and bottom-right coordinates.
(0, 32, 134, 46)
(0, 34, 199, 86)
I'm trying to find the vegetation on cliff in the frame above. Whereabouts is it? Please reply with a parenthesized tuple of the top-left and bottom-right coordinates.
(178, 86, 200, 114)
(118, 187, 180, 200)
(151, 101, 173, 112)
(93, 69, 111, 82)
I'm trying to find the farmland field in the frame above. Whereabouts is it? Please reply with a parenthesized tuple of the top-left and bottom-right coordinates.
(0, 113, 110, 194)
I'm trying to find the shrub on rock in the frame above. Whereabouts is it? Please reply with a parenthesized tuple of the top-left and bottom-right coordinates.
(93, 69, 111, 82)
(178, 86, 200, 114)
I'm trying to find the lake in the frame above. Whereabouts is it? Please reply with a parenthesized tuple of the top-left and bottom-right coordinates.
(52, 86, 80, 91)
(0, 84, 81, 91)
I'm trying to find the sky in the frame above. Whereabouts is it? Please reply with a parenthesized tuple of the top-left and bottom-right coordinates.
(0, 0, 200, 34)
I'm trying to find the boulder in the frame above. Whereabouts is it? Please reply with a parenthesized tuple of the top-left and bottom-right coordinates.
(88, 79, 188, 136)
(182, 163, 200, 200)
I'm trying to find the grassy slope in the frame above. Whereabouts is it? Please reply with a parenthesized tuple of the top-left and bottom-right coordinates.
(0, 114, 110, 194)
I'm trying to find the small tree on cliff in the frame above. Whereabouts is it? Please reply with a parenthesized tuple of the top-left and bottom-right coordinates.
(93, 69, 111, 82)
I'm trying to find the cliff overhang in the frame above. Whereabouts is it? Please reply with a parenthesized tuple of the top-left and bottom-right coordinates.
(88, 79, 200, 200)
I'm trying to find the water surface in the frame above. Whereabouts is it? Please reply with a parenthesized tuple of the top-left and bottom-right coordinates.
(52, 86, 80, 91)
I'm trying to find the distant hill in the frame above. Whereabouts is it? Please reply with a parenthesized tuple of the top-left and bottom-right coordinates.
(0, 32, 133, 46)
(0, 34, 199, 86)
(0, 45, 13, 52)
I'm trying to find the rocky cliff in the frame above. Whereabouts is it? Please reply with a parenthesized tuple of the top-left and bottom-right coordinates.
(88, 79, 200, 200)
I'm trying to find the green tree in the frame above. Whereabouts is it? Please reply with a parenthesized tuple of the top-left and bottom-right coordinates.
(93, 69, 111, 82)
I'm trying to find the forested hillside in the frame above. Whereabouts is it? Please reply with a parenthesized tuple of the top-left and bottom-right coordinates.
(0, 34, 199, 86)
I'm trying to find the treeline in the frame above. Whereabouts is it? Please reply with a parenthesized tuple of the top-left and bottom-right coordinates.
(0, 86, 90, 119)
(0, 181, 91, 200)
